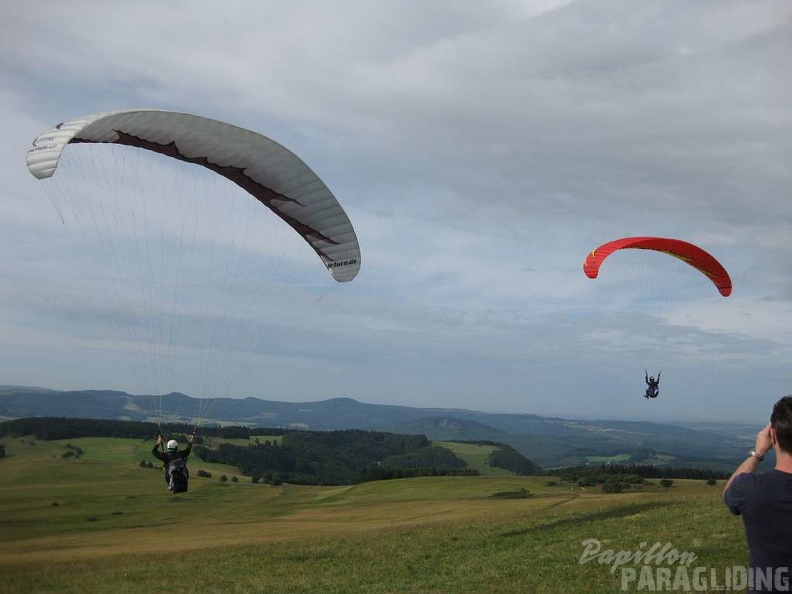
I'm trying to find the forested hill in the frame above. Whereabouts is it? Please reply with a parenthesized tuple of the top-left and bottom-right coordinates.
(0, 417, 541, 485)
(0, 386, 758, 470)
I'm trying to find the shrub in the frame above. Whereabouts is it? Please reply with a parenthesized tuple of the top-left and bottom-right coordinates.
(602, 482, 629, 493)
(660, 479, 674, 488)
(62, 444, 83, 459)
(490, 488, 531, 499)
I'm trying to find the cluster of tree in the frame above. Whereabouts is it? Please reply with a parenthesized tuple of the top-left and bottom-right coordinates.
(489, 487, 531, 499)
(195, 429, 471, 485)
(600, 478, 674, 494)
(574, 473, 646, 488)
(61, 443, 84, 459)
(601, 482, 629, 493)
(597, 476, 673, 493)
(548, 463, 729, 483)
(380, 445, 467, 469)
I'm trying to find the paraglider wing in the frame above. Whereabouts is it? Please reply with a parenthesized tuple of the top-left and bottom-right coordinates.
(26, 109, 360, 282)
(583, 236, 732, 297)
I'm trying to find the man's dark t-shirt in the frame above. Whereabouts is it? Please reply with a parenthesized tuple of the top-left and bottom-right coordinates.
(724, 470, 792, 590)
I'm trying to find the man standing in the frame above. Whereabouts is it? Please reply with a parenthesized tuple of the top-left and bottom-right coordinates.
(724, 396, 792, 592)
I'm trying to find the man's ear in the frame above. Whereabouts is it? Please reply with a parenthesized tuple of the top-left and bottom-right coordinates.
(770, 426, 777, 445)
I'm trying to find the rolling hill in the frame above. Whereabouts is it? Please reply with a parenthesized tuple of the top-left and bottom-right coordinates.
(0, 386, 756, 470)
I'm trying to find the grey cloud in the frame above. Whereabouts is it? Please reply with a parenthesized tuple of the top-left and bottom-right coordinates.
(0, 0, 790, 422)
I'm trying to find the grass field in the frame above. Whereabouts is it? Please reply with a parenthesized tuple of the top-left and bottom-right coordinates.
(434, 441, 515, 476)
(0, 436, 750, 593)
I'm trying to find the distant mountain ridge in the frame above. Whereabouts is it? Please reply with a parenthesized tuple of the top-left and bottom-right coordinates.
(0, 386, 755, 470)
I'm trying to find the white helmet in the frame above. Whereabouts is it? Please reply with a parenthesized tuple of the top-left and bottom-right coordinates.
(167, 439, 178, 451)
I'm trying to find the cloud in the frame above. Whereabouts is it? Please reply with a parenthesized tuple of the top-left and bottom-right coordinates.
(1, 0, 790, 422)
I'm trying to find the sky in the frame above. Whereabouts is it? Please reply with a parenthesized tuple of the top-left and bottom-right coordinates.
(1, 0, 791, 423)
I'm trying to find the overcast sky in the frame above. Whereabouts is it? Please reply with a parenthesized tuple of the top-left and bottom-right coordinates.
(1, 0, 791, 423)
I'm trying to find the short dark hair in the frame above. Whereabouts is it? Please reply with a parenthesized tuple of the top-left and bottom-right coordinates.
(771, 396, 792, 454)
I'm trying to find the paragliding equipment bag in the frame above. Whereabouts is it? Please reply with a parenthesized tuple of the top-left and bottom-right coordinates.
(167, 457, 189, 493)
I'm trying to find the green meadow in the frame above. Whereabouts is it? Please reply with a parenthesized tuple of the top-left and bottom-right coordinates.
(0, 436, 750, 593)
(435, 441, 515, 476)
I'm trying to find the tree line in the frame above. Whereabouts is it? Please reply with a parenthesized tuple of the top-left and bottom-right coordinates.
(547, 463, 730, 483)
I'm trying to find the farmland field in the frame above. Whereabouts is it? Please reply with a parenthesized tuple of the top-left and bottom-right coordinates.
(0, 436, 749, 593)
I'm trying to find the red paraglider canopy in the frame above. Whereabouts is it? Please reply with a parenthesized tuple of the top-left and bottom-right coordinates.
(583, 236, 732, 297)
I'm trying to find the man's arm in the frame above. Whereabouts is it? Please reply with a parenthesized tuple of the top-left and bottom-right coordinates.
(723, 423, 773, 498)
(723, 454, 762, 499)
(152, 435, 165, 462)
(181, 434, 194, 458)
(151, 443, 165, 462)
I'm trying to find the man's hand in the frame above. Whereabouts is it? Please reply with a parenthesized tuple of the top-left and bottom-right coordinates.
(188, 434, 194, 444)
(156, 435, 163, 445)
(756, 422, 773, 457)
(724, 422, 773, 497)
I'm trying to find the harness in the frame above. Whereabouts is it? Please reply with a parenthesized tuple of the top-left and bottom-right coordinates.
(159, 427, 197, 493)
(167, 456, 189, 492)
